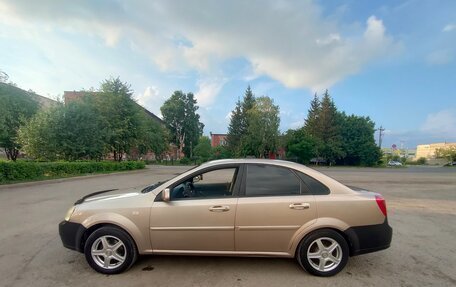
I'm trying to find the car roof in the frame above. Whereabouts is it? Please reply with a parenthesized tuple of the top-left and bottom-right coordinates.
(200, 158, 312, 170)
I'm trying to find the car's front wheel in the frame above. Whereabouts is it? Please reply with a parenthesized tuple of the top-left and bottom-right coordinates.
(84, 226, 138, 274)
(297, 229, 349, 276)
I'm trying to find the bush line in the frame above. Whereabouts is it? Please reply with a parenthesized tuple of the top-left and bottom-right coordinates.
(0, 161, 146, 183)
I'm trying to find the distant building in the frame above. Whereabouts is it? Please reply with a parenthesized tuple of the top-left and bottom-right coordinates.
(415, 142, 456, 160)
(0, 82, 57, 108)
(63, 91, 92, 103)
(30, 93, 57, 108)
(210, 133, 227, 147)
(63, 91, 163, 125)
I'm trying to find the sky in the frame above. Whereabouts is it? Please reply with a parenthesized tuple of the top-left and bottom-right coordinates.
(0, 0, 455, 149)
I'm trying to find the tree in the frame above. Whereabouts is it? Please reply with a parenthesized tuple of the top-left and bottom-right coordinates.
(15, 77, 168, 161)
(183, 93, 204, 158)
(57, 99, 107, 160)
(243, 97, 280, 158)
(436, 146, 456, 163)
(226, 86, 257, 156)
(241, 86, 255, 117)
(285, 129, 320, 164)
(226, 100, 243, 155)
(339, 113, 381, 166)
(0, 70, 9, 83)
(317, 90, 344, 164)
(0, 83, 39, 161)
(18, 106, 62, 161)
(193, 136, 212, 162)
(161, 91, 204, 158)
(302, 93, 324, 162)
(304, 93, 321, 136)
(137, 113, 168, 160)
(19, 99, 107, 161)
(211, 145, 232, 159)
(95, 77, 142, 161)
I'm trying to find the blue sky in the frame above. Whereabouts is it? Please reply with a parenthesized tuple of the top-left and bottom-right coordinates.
(0, 0, 455, 149)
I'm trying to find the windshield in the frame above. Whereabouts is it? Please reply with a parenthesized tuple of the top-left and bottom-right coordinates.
(141, 164, 201, 193)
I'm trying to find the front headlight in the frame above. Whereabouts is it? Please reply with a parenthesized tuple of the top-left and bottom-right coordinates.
(64, 206, 76, 221)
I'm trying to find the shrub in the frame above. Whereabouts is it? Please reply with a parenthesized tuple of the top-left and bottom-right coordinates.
(179, 157, 191, 165)
(0, 160, 145, 183)
(416, 157, 427, 165)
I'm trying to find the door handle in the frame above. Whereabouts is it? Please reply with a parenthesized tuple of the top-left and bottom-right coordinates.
(209, 205, 230, 212)
(289, 203, 310, 210)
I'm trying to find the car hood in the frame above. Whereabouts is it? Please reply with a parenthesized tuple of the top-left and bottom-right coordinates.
(75, 186, 146, 205)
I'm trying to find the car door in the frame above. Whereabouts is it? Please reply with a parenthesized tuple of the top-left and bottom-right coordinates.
(150, 165, 242, 252)
(235, 163, 317, 253)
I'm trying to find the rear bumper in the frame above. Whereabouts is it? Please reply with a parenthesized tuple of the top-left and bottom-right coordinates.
(58, 221, 86, 253)
(344, 218, 392, 256)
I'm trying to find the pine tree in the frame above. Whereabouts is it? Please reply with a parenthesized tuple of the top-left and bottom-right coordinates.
(240, 86, 255, 136)
(227, 86, 256, 156)
(226, 99, 243, 155)
(241, 86, 255, 112)
(304, 93, 321, 137)
(319, 90, 344, 164)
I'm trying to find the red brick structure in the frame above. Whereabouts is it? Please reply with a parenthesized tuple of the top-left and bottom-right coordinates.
(210, 133, 227, 147)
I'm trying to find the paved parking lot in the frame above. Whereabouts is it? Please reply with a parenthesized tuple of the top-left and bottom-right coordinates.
(0, 165, 455, 287)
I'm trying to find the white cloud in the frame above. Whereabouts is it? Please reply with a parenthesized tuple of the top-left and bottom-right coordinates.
(289, 119, 304, 129)
(135, 86, 165, 117)
(225, 111, 233, 122)
(443, 24, 456, 32)
(426, 49, 454, 65)
(0, 0, 400, 98)
(421, 109, 456, 137)
(195, 77, 227, 107)
(316, 33, 341, 46)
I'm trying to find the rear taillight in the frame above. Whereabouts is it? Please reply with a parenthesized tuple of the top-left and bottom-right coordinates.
(375, 195, 387, 217)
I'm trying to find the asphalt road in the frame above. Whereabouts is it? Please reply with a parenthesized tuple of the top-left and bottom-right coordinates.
(0, 165, 455, 287)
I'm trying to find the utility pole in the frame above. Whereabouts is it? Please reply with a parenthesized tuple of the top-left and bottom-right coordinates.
(377, 126, 385, 148)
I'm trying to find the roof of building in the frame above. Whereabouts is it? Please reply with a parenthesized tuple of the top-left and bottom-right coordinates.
(210, 133, 228, 136)
(63, 90, 163, 125)
(1, 82, 57, 108)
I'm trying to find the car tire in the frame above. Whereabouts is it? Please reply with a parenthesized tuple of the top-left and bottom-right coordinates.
(297, 229, 349, 277)
(84, 226, 138, 274)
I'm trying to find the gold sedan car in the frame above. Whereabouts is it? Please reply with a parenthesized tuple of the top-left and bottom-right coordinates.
(59, 159, 392, 276)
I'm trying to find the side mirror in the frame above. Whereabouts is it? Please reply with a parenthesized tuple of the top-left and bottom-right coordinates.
(162, 188, 170, 202)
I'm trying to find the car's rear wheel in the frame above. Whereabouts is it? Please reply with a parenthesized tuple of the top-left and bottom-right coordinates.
(84, 226, 138, 274)
(297, 229, 349, 276)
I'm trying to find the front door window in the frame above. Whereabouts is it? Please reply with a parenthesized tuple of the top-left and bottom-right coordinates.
(171, 168, 237, 199)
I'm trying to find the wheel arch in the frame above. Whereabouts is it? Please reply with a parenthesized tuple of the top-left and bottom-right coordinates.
(79, 223, 135, 252)
(291, 218, 355, 257)
(79, 213, 149, 253)
(293, 227, 355, 258)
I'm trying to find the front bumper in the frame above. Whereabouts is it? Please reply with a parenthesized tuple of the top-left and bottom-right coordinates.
(58, 221, 86, 253)
(344, 218, 393, 256)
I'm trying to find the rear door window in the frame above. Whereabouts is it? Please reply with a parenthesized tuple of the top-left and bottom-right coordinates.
(245, 164, 301, 196)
